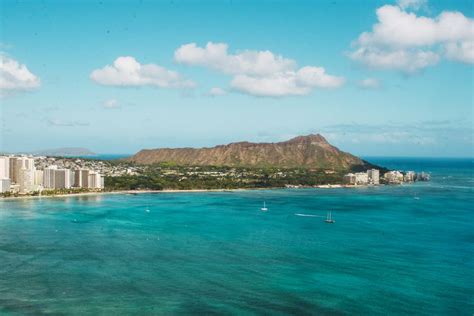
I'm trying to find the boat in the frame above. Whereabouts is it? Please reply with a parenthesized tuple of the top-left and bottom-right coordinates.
(261, 201, 268, 212)
(325, 211, 335, 223)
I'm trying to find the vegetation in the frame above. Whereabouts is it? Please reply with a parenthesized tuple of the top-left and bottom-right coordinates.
(105, 165, 347, 191)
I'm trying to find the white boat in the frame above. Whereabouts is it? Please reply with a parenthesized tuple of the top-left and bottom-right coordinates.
(261, 201, 268, 212)
(325, 211, 335, 223)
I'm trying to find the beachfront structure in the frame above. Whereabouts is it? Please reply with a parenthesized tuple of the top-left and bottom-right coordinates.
(367, 169, 380, 184)
(43, 166, 72, 189)
(18, 168, 36, 193)
(384, 171, 404, 184)
(0, 178, 11, 193)
(10, 157, 35, 184)
(34, 170, 44, 187)
(43, 166, 58, 189)
(354, 172, 369, 185)
(74, 169, 90, 188)
(88, 171, 104, 189)
(0, 156, 10, 179)
(404, 171, 416, 182)
(54, 169, 72, 189)
(343, 173, 356, 185)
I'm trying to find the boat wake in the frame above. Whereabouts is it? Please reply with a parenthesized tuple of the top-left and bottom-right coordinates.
(295, 213, 325, 218)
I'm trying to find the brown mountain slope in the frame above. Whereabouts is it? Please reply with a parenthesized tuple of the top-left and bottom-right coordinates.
(127, 134, 366, 170)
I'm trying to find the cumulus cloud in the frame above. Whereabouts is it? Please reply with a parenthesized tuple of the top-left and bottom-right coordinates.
(90, 56, 195, 89)
(0, 55, 40, 96)
(358, 78, 382, 89)
(397, 0, 427, 11)
(349, 4, 474, 72)
(103, 98, 120, 109)
(207, 87, 227, 96)
(175, 42, 344, 97)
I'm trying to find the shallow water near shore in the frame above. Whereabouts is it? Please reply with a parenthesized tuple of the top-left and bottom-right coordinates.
(1, 158, 473, 314)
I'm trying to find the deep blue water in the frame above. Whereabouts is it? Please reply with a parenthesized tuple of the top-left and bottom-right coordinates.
(74, 154, 131, 160)
(0, 158, 473, 315)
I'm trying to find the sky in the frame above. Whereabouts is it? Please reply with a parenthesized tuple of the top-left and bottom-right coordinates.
(0, 0, 473, 157)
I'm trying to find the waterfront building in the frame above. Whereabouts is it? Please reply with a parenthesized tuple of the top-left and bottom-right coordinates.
(0, 178, 11, 193)
(404, 171, 416, 182)
(18, 168, 35, 193)
(88, 171, 104, 189)
(74, 169, 90, 188)
(0, 156, 10, 180)
(14, 157, 35, 183)
(384, 171, 404, 184)
(34, 170, 44, 187)
(343, 173, 356, 185)
(43, 166, 58, 189)
(367, 169, 380, 184)
(354, 172, 369, 185)
(54, 169, 72, 189)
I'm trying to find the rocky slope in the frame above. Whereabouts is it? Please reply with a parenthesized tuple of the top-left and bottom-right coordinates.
(128, 134, 368, 170)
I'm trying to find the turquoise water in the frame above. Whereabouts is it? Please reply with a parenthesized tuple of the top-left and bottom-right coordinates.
(1, 158, 473, 315)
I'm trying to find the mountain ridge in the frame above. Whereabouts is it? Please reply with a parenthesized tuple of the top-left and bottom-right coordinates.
(128, 134, 371, 170)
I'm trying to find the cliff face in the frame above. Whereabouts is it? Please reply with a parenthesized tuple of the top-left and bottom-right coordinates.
(128, 134, 365, 170)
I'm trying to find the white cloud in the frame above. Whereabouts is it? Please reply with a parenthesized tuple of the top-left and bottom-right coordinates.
(349, 5, 474, 72)
(358, 78, 381, 89)
(174, 42, 295, 76)
(231, 67, 344, 97)
(103, 98, 120, 109)
(175, 42, 344, 97)
(90, 56, 195, 89)
(0, 55, 40, 96)
(207, 87, 227, 96)
(397, 0, 427, 11)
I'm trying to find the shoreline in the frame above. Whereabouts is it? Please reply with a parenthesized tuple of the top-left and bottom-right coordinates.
(0, 188, 272, 201)
(0, 183, 399, 202)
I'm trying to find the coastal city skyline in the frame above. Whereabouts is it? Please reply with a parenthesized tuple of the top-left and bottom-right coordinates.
(1, 0, 473, 157)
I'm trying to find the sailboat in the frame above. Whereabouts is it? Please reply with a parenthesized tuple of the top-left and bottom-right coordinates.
(261, 201, 268, 212)
(325, 211, 335, 223)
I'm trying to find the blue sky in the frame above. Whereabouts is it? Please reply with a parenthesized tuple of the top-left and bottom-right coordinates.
(1, 0, 473, 157)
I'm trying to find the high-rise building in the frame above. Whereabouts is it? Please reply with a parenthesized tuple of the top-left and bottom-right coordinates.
(74, 169, 89, 188)
(8, 156, 35, 184)
(43, 166, 58, 189)
(53, 169, 72, 189)
(367, 169, 380, 185)
(34, 170, 44, 187)
(0, 178, 11, 193)
(0, 156, 10, 180)
(88, 171, 104, 189)
(18, 168, 35, 193)
(9, 157, 18, 183)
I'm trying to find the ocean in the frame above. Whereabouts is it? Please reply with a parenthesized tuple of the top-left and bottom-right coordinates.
(0, 158, 473, 315)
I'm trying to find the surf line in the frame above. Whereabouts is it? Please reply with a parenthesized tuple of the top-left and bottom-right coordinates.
(294, 213, 325, 218)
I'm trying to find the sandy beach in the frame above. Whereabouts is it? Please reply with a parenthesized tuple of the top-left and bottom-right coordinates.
(0, 188, 269, 201)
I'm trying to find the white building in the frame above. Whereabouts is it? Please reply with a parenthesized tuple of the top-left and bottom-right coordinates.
(384, 171, 404, 184)
(74, 169, 90, 188)
(404, 171, 416, 182)
(18, 168, 35, 193)
(34, 170, 44, 187)
(88, 171, 104, 189)
(354, 172, 369, 185)
(0, 156, 10, 180)
(367, 169, 380, 185)
(43, 166, 58, 189)
(343, 173, 356, 185)
(0, 178, 11, 193)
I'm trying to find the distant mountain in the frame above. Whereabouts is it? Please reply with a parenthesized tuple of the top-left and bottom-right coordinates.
(31, 147, 96, 157)
(128, 134, 372, 170)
